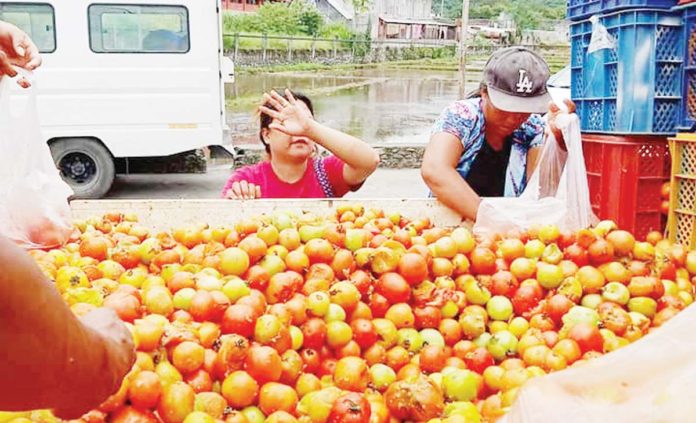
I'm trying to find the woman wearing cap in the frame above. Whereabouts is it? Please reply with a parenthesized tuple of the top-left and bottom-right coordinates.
(421, 47, 575, 221)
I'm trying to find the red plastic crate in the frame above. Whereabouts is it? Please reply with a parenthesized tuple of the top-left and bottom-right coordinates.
(582, 134, 670, 239)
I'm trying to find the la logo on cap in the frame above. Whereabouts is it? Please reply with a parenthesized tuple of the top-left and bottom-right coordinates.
(515, 69, 533, 94)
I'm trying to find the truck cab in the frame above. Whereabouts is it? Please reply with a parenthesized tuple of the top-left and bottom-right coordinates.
(0, 0, 234, 198)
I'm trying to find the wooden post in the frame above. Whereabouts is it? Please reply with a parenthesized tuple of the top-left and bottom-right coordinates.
(234, 33, 239, 63)
(262, 33, 268, 63)
(458, 0, 470, 99)
(333, 36, 338, 58)
(287, 36, 292, 62)
(311, 35, 316, 59)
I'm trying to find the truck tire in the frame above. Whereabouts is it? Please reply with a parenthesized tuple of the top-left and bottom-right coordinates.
(49, 138, 115, 199)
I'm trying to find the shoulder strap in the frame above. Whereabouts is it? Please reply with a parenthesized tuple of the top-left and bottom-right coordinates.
(313, 157, 336, 198)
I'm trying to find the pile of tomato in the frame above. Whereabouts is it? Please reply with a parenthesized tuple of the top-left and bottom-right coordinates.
(28, 204, 696, 423)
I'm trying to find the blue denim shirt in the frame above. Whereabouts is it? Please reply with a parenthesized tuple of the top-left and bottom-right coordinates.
(431, 98, 546, 197)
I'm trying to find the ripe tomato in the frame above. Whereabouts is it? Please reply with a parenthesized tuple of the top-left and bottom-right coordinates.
(463, 347, 494, 374)
(545, 294, 574, 325)
(511, 285, 542, 315)
(470, 247, 497, 275)
(79, 236, 111, 261)
(184, 368, 213, 393)
(414, 306, 442, 329)
(328, 392, 372, 423)
(244, 345, 282, 384)
(302, 318, 328, 350)
(259, 382, 299, 416)
(334, 356, 369, 392)
(369, 293, 391, 318)
(110, 406, 158, 423)
(127, 370, 162, 410)
(222, 370, 259, 408)
(568, 323, 603, 353)
(398, 253, 429, 285)
(375, 273, 411, 304)
(351, 319, 378, 349)
(419, 344, 448, 373)
(300, 348, 321, 374)
(221, 304, 257, 337)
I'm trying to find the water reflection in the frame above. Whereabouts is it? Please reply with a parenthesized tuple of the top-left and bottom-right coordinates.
(226, 69, 481, 145)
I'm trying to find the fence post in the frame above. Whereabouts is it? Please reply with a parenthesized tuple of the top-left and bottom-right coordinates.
(311, 35, 317, 60)
(287, 36, 292, 62)
(333, 36, 338, 59)
(262, 33, 268, 63)
(233, 33, 239, 63)
(350, 36, 356, 62)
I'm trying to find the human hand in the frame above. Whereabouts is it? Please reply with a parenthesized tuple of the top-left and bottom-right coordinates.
(225, 180, 261, 200)
(0, 21, 41, 88)
(259, 89, 315, 137)
(546, 98, 576, 151)
(53, 308, 135, 419)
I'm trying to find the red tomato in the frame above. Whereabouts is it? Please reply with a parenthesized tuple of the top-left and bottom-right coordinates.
(375, 272, 411, 304)
(463, 347, 495, 374)
(328, 392, 372, 423)
(351, 318, 378, 349)
(568, 323, 603, 353)
(302, 318, 327, 350)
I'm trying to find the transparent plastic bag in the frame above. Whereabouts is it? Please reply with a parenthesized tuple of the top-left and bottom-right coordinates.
(587, 15, 617, 54)
(473, 113, 597, 238)
(501, 303, 696, 423)
(0, 71, 73, 249)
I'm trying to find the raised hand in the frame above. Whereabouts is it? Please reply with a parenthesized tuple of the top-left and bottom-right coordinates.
(259, 89, 315, 137)
(0, 21, 41, 88)
(546, 98, 576, 151)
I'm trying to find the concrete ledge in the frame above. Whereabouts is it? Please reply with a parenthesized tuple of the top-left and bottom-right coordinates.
(232, 143, 426, 169)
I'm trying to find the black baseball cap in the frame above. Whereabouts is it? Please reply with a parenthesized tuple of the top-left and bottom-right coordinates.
(482, 47, 552, 114)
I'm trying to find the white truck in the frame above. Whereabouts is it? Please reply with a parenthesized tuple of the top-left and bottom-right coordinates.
(0, 0, 234, 198)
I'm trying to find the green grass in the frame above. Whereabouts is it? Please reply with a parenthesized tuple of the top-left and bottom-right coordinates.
(224, 33, 355, 52)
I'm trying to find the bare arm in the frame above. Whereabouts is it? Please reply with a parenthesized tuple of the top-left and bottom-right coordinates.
(0, 235, 134, 419)
(421, 133, 482, 221)
(261, 89, 380, 187)
(306, 120, 380, 186)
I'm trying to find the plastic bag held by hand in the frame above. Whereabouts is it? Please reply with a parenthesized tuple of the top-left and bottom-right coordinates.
(501, 303, 696, 423)
(0, 70, 74, 249)
(473, 113, 596, 237)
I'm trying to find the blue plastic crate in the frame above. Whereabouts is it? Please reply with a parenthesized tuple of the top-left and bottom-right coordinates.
(678, 4, 696, 131)
(570, 9, 684, 134)
(567, 0, 678, 21)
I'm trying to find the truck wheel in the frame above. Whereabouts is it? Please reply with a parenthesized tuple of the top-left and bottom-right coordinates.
(49, 138, 115, 199)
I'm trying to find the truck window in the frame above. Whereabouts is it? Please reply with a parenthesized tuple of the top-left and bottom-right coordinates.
(0, 3, 55, 53)
(88, 4, 189, 53)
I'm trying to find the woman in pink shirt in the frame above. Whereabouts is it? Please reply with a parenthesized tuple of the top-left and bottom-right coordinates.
(222, 89, 380, 199)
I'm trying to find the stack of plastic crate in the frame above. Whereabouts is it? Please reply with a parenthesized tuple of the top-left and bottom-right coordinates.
(568, 2, 681, 239)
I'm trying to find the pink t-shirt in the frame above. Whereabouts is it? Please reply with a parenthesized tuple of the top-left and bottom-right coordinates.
(221, 156, 352, 199)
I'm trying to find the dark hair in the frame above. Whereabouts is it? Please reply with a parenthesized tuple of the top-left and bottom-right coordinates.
(465, 83, 487, 100)
(259, 90, 314, 154)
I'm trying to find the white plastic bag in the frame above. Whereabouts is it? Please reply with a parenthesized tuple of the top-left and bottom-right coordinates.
(587, 15, 617, 54)
(0, 71, 74, 249)
(473, 113, 597, 237)
(501, 303, 696, 423)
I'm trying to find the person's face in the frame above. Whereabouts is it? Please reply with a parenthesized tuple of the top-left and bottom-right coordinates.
(262, 100, 316, 162)
(481, 91, 531, 136)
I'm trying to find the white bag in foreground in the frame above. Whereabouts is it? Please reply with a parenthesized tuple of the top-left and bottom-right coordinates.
(0, 72, 73, 249)
(501, 302, 696, 423)
(473, 113, 597, 237)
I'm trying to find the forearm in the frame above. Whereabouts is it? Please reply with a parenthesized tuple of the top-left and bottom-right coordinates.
(0, 236, 115, 412)
(423, 168, 482, 221)
(307, 121, 380, 173)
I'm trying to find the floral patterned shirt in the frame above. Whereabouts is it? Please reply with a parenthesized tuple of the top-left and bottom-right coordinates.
(431, 97, 546, 197)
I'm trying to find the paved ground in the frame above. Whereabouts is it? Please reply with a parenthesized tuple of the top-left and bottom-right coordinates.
(105, 166, 429, 199)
